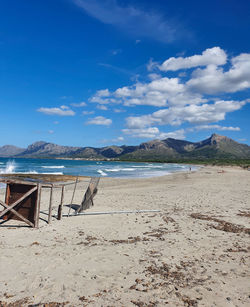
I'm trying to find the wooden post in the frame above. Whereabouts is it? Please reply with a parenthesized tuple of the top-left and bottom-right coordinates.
(35, 184, 41, 228)
(57, 185, 65, 220)
(67, 177, 78, 217)
(48, 185, 54, 224)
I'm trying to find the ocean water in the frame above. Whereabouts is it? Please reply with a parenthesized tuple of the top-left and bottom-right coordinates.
(0, 158, 196, 179)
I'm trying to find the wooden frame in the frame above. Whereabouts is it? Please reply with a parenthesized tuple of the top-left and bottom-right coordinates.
(0, 183, 41, 228)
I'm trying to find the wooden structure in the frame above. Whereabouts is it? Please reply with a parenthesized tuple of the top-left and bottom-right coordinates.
(0, 180, 41, 228)
(0, 176, 100, 228)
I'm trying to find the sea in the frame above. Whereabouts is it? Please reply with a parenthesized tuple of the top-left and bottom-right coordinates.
(0, 158, 197, 179)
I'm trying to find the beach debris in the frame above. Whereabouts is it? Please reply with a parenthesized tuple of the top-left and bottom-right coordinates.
(143, 228, 168, 240)
(131, 300, 158, 306)
(0, 297, 30, 307)
(30, 241, 40, 246)
(162, 215, 175, 224)
(237, 210, 250, 218)
(190, 213, 250, 234)
(110, 236, 142, 244)
(41, 302, 69, 307)
(181, 295, 198, 307)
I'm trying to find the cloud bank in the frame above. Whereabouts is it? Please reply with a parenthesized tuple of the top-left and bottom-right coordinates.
(88, 47, 250, 139)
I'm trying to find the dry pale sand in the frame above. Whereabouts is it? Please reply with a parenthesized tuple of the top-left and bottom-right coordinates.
(0, 166, 249, 307)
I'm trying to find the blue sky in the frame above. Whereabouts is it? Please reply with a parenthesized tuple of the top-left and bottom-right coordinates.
(0, 0, 250, 147)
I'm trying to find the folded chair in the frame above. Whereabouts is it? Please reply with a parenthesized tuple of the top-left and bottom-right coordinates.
(64, 177, 100, 218)
(75, 177, 100, 213)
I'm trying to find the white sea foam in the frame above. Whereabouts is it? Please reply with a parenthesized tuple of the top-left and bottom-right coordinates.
(104, 168, 121, 172)
(0, 161, 17, 188)
(41, 165, 65, 169)
(132, 165, 163, 168)
(121, 168, 136, 171)
(16, 171, 38, 174)
(105, 168, 136, 172)
(0, 161, 16, 174)
(0, 162, 4, 165)
(97, 169, 107, 176)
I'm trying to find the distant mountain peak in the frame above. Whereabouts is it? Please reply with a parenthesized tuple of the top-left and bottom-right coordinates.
(210, 133, 228, 141)
(0, 134, 249, 160)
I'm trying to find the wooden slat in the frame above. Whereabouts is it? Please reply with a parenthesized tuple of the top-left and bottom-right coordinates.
(0, 178, 37, 186)
(48, 186, 54, 224)
(57, 186, 65, 220)
(67, 177, 78, 217)
(34, 184, 41, 228)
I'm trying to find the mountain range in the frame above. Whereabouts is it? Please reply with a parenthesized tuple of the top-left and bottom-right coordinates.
(0, 134, 249, 161)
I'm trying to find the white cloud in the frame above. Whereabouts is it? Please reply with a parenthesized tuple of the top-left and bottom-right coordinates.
(126, 100, 247, 128)
(60, 105, 69, 110)
(112, 136, 124, 142)
(73, 0, 183, 43)
(148, 73, 162, 80)
(126, 115, 156, 129)
(71, 101, 87, 107)
(86, 116, 112, 126)
(147, 58, 159, 71)
(113, 108, 125, 113)
(92, 76, 206, 108)
(90, 88, 114, 104)
(187, 53, 250, 94)
(48, 130, 54, 134)
(82, 110, 94, 115)
(96, 89, 110, 97)
(160, 129, 186, 139)
(123, 127, 185, 139)
(159, 47, 227, 71)
(123, 127, 160, 138)
(97, 105, 108, 110)
(189, 125, 241, 132)
(37, 106, 75, 116)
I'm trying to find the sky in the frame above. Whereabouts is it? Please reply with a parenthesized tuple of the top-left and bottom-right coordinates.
(0, 0, 250, 148)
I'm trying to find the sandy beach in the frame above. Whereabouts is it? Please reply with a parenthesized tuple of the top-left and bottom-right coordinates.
(0, 166, 249, 306)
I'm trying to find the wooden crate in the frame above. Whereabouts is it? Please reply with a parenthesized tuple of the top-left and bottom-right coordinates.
(1, 183, 41, 227)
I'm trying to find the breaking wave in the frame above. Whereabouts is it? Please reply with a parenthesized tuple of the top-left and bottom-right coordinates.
(104, 168, 136, 172)
(41, 165, 65, 169)
(97, 169, 107, 176)
(0, 161, 16, 174)
(0, 161, 17, 188)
